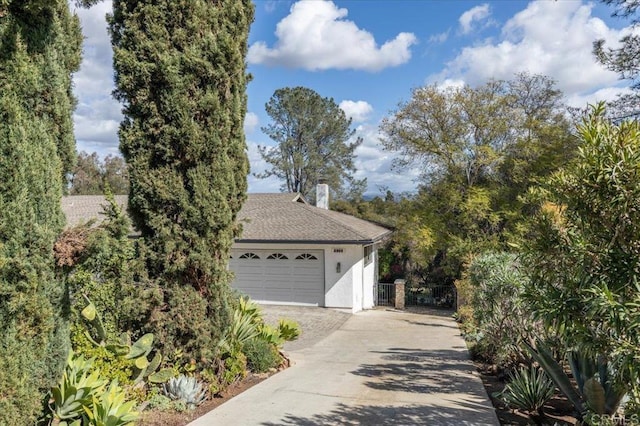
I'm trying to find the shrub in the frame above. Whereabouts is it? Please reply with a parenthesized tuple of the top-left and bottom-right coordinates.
(222, 350, 248, 387)
(523, 104, 640, 411)
(243, 338, 282, 373)
(70, 324, 135, 385)
(146, 393, 173, 411)
(465, 252, 545, 368)
(499, 367, 555, 416)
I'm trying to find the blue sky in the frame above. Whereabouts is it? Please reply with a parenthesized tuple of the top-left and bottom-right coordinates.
(72, 0, 635, 196)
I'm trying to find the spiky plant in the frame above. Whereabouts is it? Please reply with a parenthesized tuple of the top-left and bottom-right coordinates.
(163, 375, 207, 409)
(500, 366, 555, 416)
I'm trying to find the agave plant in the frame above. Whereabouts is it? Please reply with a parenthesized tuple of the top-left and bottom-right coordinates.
(218, 298, 261, 354)
(163, 375, 207, 409)
(277, 318, 300, 342)
(525, 340, 627, 419)
(499, 366, 555, 416)
(83, 380, 139, 426)
(49, 353, 107, 424)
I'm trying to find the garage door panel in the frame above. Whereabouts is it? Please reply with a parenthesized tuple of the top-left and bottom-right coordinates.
(230, 249, 324, 305)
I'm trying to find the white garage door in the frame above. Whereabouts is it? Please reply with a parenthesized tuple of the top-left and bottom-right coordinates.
(229, 249, 324, 306)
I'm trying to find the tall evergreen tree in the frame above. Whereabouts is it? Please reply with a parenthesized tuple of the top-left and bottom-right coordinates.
(109, 0, 254, 360)
(257, 86, 364, 201)
(0, 0, 82, 423)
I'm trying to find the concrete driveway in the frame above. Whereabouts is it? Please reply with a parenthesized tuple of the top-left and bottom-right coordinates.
(189, 308, 499, 426)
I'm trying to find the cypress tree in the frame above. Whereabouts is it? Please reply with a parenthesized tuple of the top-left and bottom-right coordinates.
(0, 1, 82, 423)
(110, 0, 254, 360)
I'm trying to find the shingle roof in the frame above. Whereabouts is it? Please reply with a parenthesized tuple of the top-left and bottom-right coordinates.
(61, 193, 391, 244)
(237, 193, 391, 244)
(62, 195, 128, 228)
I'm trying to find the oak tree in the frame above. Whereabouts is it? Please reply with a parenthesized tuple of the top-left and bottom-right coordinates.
(379, 74, 575, 283)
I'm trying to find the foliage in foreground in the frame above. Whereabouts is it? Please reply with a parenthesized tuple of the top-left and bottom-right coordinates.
(162, 375, 207, 410)
(211, 297, 299, 389)
(524, 104, 640, 409)
(47, 353, 138, 426)
(526, 340, 626, 420)
(110, 0, 254, 362)
(59, 194, 171, 390)
(0, 1, 82, 423)
(243, 338, 282, 373)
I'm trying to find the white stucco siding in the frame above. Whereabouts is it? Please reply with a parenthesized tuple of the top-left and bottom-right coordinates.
(362, 247, 376, 309)
(323, 244, 361, 311)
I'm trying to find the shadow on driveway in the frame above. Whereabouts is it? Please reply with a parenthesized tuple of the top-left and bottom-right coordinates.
(351, 348, 482, 395)
(261, 401, 494, 426)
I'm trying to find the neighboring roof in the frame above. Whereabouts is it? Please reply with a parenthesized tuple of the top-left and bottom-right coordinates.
(62, 195, 128, 228)
(61, 193, 392, 244)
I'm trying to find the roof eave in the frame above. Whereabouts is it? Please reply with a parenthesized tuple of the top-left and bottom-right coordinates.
(235, 231, 393, 246)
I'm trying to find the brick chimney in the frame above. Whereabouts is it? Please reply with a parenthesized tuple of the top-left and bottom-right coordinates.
(316, 183, 329, 209)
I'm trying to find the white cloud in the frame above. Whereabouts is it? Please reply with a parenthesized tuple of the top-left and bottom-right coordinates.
(566, 86, 634, 108)
(433, 1, 633, 101)
(244, 112, 259, 134)
(437, 78, 466, 91)
(248, 0, 417, 72)
(72, 0, 122, 157)
(459, 4, 490, 35)
(352, 124, 421, 195)
(246, 141, 282, 193)
(339, 100, 373, 123)
(429, 30, 450, 44)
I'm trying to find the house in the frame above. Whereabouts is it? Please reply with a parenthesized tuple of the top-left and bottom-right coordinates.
(61, 185, 392, 313)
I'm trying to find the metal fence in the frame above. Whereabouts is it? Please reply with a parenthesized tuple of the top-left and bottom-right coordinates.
(375, 282, 395, 306)
(405, 285, 456, 308)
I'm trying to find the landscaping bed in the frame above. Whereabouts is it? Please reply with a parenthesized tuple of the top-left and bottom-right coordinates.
(138, 372, 269, 426)
(474, 361, 578, 426)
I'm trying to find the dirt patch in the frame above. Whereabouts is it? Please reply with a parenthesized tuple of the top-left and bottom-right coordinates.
(137, 373, 268, 426)
(474, 362, 579, 425)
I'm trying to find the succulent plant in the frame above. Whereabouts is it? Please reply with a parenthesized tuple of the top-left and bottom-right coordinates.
(525, 340, 627, 419)
(163, 375, 207, 409)
(49, 353, 107, 423)
(80, 297, 173, 384)
(499, 366, 555, 415)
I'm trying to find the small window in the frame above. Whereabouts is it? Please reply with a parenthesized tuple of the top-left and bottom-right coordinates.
(295, 253, 318, 260)
(239, 252, 260, 259)
(267, 253, 288, 260)
(364, 245, 373, 266)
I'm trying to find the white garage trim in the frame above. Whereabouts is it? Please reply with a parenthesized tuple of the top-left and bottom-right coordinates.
(229, 249, 325, 306)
